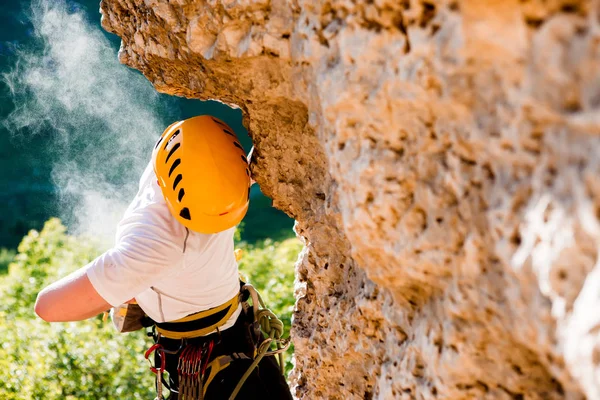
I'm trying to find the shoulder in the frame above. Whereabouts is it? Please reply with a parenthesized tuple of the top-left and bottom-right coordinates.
(116, 166, 189, 258)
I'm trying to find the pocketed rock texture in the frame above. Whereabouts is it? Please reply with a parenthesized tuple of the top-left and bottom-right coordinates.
(99, 0, 600, 398)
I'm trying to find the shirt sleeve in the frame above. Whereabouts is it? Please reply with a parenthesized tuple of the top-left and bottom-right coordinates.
(85, 223, 185, 307)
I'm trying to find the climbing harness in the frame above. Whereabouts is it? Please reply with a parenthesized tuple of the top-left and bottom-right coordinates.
(145, 283, 291, 400)
(155, 293, 239, 340)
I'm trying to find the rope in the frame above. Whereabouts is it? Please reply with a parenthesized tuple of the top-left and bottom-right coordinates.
(228, 285, 291, 400)
(256, 308, 285, 372)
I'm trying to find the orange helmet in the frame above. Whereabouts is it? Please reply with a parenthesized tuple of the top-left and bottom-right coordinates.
(152, 115, 251, 234)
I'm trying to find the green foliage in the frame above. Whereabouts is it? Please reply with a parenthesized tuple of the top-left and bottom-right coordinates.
(0, 248, 15, 275)
(237, 237, 302, 375)
(0, 219, 153, 399)
(0, 218, 301, 397)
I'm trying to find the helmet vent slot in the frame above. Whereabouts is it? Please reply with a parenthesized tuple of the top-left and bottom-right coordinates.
(180, 207, 191, 220)
(222, 129, 235, 137)
(211, 117, 227, 127)
(173, 174, 183, 190)
(165, 143, 181, 163)
(233, 142, 244, 151)
(169, 159, 181, 177)
(154, 137, 163, 149)
(164, 129, 181, 150)
(241, 155, 248, 164)
(178, 188, 185, 202)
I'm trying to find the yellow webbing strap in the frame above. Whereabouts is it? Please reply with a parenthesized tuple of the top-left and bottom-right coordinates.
(156, 293, 239, 339)
(203, 356, 232, 395)
(202, 353, 252, 397)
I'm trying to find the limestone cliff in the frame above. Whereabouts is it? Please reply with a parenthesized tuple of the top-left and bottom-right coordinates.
(99, 0, 600, 398)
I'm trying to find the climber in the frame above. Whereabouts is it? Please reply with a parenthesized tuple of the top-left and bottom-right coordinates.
(34, 115, 293, 400)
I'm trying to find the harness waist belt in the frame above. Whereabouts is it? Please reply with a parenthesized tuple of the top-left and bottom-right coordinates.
(156, 293, 240, 339)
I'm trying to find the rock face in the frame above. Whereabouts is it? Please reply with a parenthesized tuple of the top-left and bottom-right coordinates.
(100, 0, 600, 398)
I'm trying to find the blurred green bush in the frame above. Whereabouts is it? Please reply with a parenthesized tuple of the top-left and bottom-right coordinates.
(0, 218, 300, 399)
(0, 248, 15, 275)
(0, 218, 153, 399)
